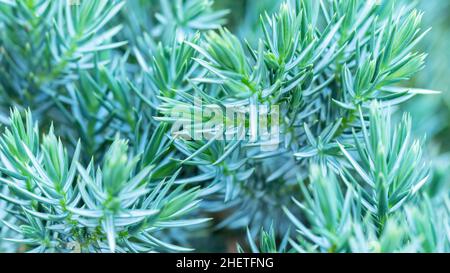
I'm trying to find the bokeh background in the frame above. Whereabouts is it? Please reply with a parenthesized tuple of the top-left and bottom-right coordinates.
(403, 0, 450, 199)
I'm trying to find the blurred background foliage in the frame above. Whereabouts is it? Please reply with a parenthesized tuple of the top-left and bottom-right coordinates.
(405, 0, 450, 200)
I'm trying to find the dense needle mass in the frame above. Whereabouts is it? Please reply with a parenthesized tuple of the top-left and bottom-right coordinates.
(0, 0, 448, 253)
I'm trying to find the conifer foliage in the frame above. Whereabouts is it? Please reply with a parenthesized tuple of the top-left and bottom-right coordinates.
(0, 0, 448, 253)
